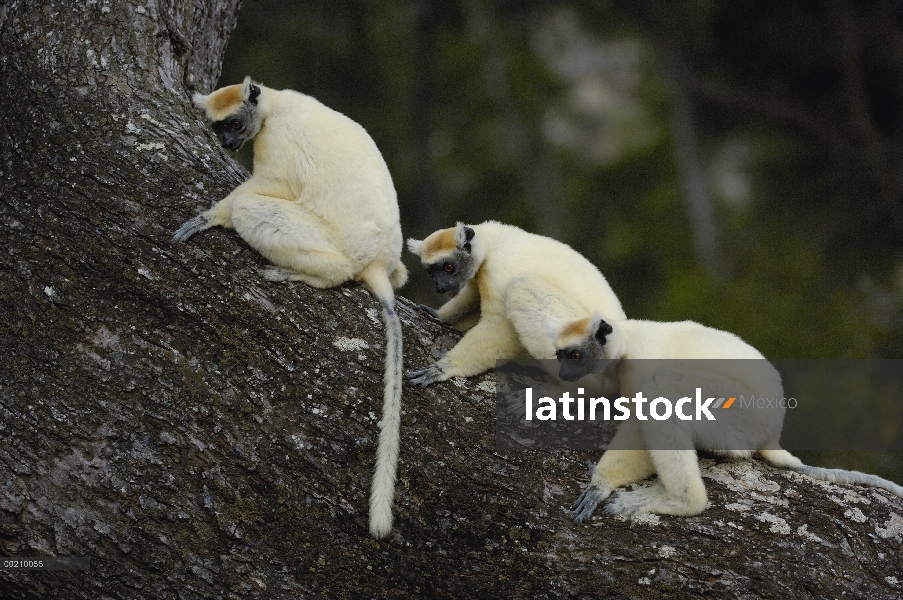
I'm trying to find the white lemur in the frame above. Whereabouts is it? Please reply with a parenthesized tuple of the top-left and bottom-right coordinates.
(406, 221, 626, 386)
(172, 77, 407, 539)
(553, 315, 903, 521)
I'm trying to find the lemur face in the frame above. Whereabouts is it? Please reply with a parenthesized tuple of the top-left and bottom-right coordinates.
(423, 247, 475, 296)
(556, 342, 596, 382)
(408, 224, 479, 298)
(193, 77, 263, 152)
(211, 101, 259, 151)
(555, 317, 614, 381)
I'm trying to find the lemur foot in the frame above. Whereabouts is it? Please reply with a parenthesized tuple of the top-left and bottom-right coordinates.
(171, 215, 209, 242)
(407, 364, 445, 387)
(415, 304, 441, 321)
(604, 486, 660, 516)
(571, 484, 609, 523)
(259, 266, 293, 282)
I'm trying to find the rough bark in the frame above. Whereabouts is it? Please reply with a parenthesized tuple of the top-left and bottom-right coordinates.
(1, 2, 901, 599)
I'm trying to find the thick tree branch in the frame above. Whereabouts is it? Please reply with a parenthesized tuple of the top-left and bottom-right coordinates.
(1, 2, 902, 598)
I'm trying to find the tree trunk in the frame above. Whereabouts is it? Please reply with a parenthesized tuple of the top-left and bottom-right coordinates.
(1, 2, 901, 599)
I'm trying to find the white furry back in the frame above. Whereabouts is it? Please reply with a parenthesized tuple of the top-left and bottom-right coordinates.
(618, 319, 765, 360)
(476, 222, 626, 323)
(255, 89, 402, 275)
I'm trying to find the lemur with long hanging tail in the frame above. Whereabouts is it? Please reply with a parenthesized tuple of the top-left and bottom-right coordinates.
(173, 77, 406, 538)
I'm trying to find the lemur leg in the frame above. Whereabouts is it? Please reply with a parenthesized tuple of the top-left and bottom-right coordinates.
(605, 421, 707, 516)
(758, 433, 804, 468)
(572, 419, 654, 523)
(606, 364, 706, 517)
(171, 180, 252, 242)
(408, 313, 521, 386)
(229, 194, 357, 289)
(714, 449, 753, 459)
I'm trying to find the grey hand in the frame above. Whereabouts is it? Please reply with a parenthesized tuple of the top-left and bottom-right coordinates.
(407, 364, 445, 387)
(171, 214, 210, 243)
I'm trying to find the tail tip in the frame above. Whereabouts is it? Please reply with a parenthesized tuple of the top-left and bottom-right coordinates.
(369, 484, 395, 539)
(369, 513, 393, 539)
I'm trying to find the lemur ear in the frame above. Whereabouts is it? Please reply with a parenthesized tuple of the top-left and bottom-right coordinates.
(594, 318, 614, 344)
(406, 238, 424, 256)
(241, 76, 260, 103)
(192, 92, 209, 110)
(455, 223, 475, 252)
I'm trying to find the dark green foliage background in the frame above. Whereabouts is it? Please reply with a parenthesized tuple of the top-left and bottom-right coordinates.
(216, 0, 902, 478)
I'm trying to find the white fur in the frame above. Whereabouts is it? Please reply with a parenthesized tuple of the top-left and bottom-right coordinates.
(191, 92, 208, 109)
(566, 319, 903, 520)
(174, 81, 407, 539)
(409, 221, 626, 381)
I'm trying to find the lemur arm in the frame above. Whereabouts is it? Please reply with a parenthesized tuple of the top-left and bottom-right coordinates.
(435, 280, 480, 324)
(408, 312, 520, 386)
(172, 179, 256, 242)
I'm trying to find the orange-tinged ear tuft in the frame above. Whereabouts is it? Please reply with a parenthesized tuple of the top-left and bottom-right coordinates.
(208, 84, 243, 115)
(421, 228, 456, 261)
(560, 316, 592, 342)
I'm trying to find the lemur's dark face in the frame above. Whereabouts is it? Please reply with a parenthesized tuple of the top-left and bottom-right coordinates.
(555, 320, 614, 381)
(556, 343, 596, 382)
(211, 85, 261, 151)
(425, 250, 476, 297)
(423, 227, 477, 297)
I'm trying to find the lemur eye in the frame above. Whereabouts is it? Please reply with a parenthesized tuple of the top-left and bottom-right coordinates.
(569, 351, 583, 360)
(425, 269, 433, 278)
(443, 263, 455, 274)
(230, 120, 242, 130)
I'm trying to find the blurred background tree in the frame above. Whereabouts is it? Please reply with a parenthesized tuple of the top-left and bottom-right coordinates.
(218, 0, 901, 359)
(217, 0, 902, 475)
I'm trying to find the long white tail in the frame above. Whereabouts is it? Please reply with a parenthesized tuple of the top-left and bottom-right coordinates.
(368, 294, 403, 538)
(791, 464, 903, 497)
(760, 449, 903, 498)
